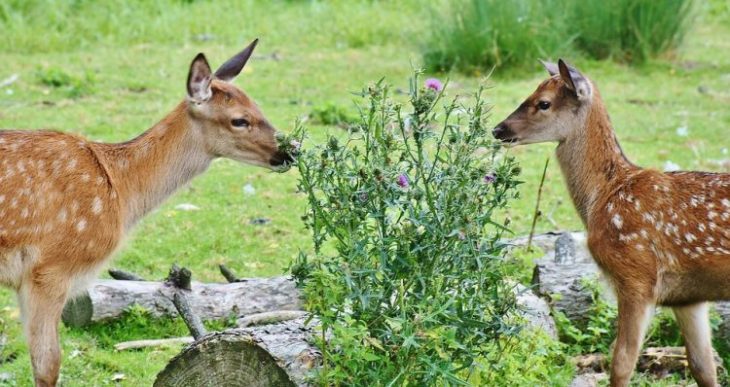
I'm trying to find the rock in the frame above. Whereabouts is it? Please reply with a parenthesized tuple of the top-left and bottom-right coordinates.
(569, 372, 607, 387)
(531, 232, 606, 327)
(513, 283, 558, 339)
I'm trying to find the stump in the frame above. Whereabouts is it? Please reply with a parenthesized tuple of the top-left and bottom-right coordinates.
(154, 317, 320, 387)
(62, 276, 302, 327)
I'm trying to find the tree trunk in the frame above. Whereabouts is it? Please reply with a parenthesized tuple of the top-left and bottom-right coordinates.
(62, 277, 302, 327)
(154, 317, 321, 387)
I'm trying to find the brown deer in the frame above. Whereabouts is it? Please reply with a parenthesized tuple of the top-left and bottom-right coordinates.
(0, 39, 293, 386)
(494, 59, 725, 387)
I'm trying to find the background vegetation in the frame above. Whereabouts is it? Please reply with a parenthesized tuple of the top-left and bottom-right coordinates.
(423, 0, 698, 73)
(0, 0, 729, 385)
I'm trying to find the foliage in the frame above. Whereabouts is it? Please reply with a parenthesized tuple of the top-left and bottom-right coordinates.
(423, 0, 697, 73)
(293, 72, 522, 385)
(553, 277, 618, 355)
(422, 0, 571, 74)
(309, 102, 358, 127)
(473, 329, 574, 386)
(570, 0, 697, 63)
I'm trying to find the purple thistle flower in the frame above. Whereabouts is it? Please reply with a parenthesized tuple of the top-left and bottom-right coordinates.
(397, 174, 410, 188)
(290, 140, 301, 151)
(424, 78, 443, 92)
(483, 173, 496, 184)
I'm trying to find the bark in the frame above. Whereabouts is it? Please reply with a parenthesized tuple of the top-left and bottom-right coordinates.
(62, 276, 302, 328)
(154, 317, 321, 387)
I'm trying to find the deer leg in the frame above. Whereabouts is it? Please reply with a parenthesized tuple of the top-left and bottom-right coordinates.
(18, 271, 70, 387)
(610, 297, 654, 387)
(673, 302, 718, 387)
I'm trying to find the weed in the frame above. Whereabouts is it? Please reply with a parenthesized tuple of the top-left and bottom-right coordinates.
(294, 71, 522, 385)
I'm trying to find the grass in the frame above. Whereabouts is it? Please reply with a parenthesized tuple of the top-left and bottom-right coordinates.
(422, 0, 573, 74)
(423, 0, 697, 73)
(1, 0, 729, 385)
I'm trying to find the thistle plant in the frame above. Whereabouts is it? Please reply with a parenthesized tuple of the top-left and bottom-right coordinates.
(293, 71, 522, 385)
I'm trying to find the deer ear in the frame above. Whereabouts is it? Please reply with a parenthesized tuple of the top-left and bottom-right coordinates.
(187, 53, 212, 102)
(214, 38, 259, 82)
(558, 59, 591, 101)
(540, 60, 559, 76)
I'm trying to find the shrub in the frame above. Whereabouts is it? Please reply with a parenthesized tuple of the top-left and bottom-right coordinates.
(569, 0, 696, 63)
(422, 0, 572, 74)
(292, 72, 523, 385)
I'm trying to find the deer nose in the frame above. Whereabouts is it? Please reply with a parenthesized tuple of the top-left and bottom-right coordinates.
(492, 123, 516, 143)
(492, 123, 507, 139)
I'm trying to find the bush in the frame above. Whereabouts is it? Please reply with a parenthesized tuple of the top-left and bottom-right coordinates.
(570, 0, 696, 63)
(423, 0, 696, 73)
(422, 0, 571, 74)
(292, 72, 523, 385)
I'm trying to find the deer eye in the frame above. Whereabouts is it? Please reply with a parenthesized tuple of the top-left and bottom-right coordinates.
(231, 118, 250, 128)
(537, 101, 551, 110)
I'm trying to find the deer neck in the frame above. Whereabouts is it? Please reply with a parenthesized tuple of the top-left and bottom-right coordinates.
(100, 102, 213, 229)
(555, 94, 635, 226)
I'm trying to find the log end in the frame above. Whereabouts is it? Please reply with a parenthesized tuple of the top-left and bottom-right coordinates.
(154, 331, 299, 387)
(62, 291, 93, 328)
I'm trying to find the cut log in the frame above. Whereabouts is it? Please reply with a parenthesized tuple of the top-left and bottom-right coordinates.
(62, 276, 302, 328)
(531, 232, 607, 327)
(154, 317, 321, 387)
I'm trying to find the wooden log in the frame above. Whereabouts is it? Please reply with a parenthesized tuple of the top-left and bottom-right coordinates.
(154, 317, 321, 387)
(62, 276, 302, 328)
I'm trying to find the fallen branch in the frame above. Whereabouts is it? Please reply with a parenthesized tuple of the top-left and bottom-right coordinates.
(114, 337, 195, 351)
(168, 265, 206, 340)
(237, 310, 308, 328)
(108, 268, 146, 281)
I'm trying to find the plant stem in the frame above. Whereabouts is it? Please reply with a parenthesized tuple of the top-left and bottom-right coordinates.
(527, 156, 550, 252)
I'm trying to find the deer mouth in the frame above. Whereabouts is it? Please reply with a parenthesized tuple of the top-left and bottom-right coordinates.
(269, 151, 295, 170)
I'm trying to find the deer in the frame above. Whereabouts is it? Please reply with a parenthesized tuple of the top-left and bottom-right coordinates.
(493, 59, 727, 387)
(0, 39, 294, 387)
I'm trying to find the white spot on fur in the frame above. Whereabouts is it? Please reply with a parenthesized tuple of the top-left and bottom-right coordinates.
(76, 219, 87, 232)
(612, 214, 623, 229)
(92, 197, 103, 215)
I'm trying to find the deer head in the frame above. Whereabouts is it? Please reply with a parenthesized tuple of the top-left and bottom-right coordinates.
(186, 39, 293, 169)
(493, 59, 594, 145)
